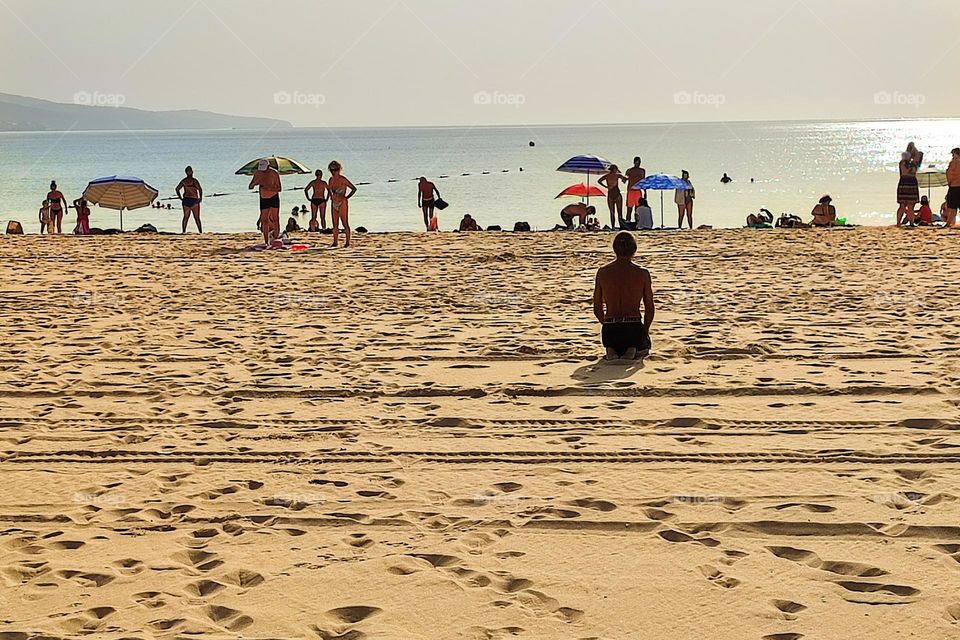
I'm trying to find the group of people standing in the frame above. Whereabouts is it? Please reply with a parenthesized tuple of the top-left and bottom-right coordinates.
(252, 160, 356, 248)
(896, 143, 960, 228)
(559, 158, 696, 231)
(38, 181, 90, 235)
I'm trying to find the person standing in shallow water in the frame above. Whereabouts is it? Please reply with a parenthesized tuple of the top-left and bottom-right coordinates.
(593, 232, 655, 361)
(327, 160, 357, 248)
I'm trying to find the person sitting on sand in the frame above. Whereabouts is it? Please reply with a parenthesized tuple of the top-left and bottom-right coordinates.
(459, 214, 481, 231)
(593, 232, 655, 360)
(304, 170, 329, 231)
(249, 159, 282, 245)
(285, 216, 302, 233)
(636, 198, 654, 230)
(810, 195, 837, 227)
(328, 160, 357, 248)
(746, 208, 774, 227)
(560, 203, 595, 229)
(915, 196, 934, 226)
(73, 197, 91, 235)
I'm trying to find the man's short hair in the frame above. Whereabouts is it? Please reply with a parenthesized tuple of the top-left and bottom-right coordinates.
(613, 231, 637, 257)
(953, 148, 960, 156)
(586, 205, 596, 214)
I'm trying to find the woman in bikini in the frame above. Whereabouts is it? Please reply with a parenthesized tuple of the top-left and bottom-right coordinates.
(810, 195, 837, 227)
(327, 160, 357, 248)
(675, 170, 695, 229)
(598, 165, 626, 229)
(896, 143, 923, 226)
(175, 166, 203, 233)
(46, 181, 66, 234)
(303, 170, 329, 231)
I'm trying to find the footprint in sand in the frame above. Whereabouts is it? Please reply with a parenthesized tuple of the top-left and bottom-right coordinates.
(698, 565, 740, 589)
(771, 599, 807, 621)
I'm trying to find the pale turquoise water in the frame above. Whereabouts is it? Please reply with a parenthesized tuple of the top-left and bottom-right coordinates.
(1, 119, 957, 233)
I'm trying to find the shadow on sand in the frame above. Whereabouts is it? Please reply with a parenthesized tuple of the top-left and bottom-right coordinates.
(572, 356, 646, 384)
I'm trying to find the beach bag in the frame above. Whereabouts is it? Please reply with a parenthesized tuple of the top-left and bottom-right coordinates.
(513, 221, 531, 232)
(6, 221, 23, 235)
(434, 198, 449, 210)
(486, 225, 502, 232)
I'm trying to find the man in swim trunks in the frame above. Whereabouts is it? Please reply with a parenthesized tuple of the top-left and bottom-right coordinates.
(46, 181, 66, 234)
(418, 177, 440, 230)
(175, 166, 203, 233)
(624, 157, 647, 225)
(304, 170, 329, 230)
(249, 159, 282, 245)
(560, 203, 595, 229)
(593, 232, 655, 361)
(945, 147, 960, 228)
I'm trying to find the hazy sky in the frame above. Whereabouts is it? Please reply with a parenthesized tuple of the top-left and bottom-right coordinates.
(2, 0, 958, 127)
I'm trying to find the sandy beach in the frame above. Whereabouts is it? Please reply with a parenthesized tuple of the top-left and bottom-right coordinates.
(1, 228, 959, 639)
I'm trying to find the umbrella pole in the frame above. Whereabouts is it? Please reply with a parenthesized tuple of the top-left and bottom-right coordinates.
(660, 191, 664, 229)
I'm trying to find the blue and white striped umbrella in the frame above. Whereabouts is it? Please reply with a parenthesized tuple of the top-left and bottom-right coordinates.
(83, 176, 159, 230)
(556, 155, 612, 205)
(556, 154, 612, 175)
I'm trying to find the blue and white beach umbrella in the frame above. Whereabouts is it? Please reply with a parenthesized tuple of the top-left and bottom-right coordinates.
(83, 176, 159, 230)
(632, 174, 691, 229)
(557, 154, 612, 205)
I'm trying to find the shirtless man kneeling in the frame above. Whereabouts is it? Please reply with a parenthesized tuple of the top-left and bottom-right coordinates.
(593, 232, 655, 360)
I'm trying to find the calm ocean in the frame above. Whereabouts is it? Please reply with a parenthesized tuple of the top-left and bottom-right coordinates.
(1, 119, 957, 233)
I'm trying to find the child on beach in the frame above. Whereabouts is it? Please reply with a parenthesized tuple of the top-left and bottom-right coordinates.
(38, 200, 50, 234)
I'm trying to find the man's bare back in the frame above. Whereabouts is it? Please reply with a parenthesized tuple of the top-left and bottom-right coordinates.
(593, 232, 654, 360)
(625, 166, 646, 190)
(595, 261, 652, 321)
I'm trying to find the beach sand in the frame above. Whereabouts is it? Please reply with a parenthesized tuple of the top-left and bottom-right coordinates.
(1, 228, 959, 639)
